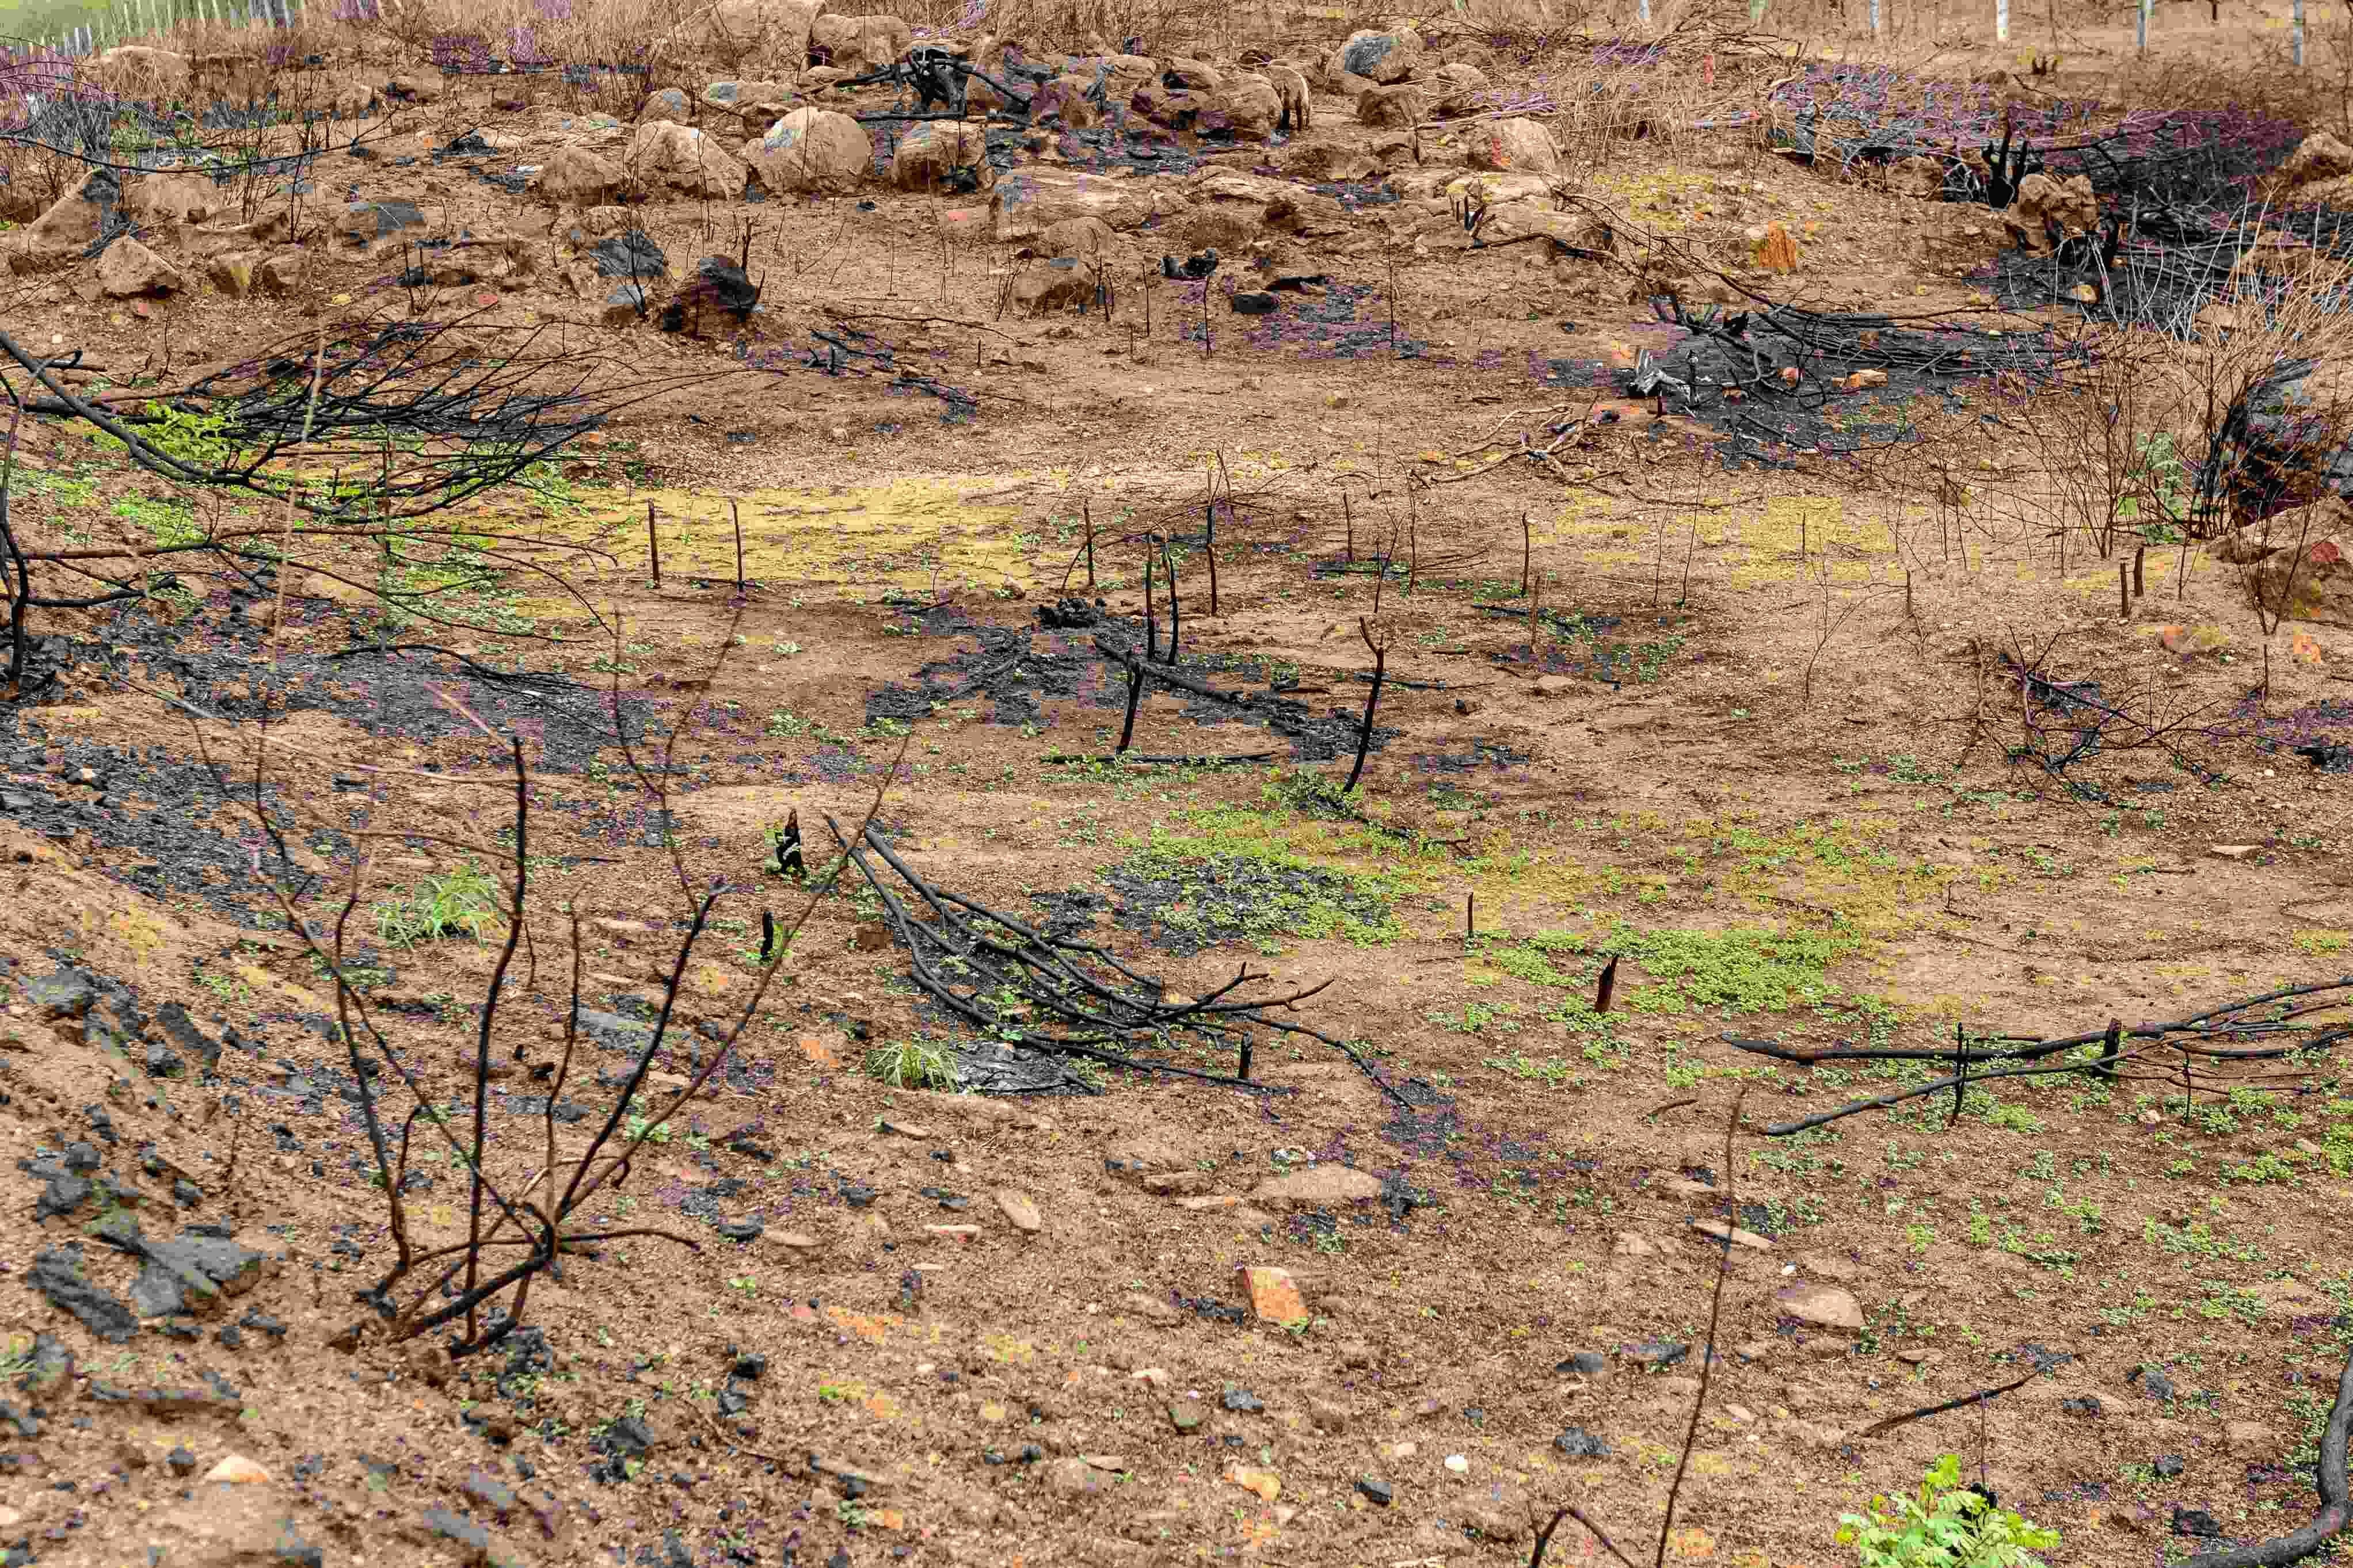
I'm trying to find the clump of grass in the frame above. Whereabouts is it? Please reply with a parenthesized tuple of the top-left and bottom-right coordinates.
(865, 1036, 957, 1091)
(1114, 823, 1405, 949)
(1837, 1453, 2059, 1568)
(371, 863, 505, 948)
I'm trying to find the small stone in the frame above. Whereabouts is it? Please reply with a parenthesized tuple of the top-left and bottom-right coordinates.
(1556, 1351, 1607, 1377)
(1356, 1476, 1393, 1506)
(1443, 1453, 1469, 1474)
(166, 1445, 199, 1475)
(1226, 1464, 1280, 1501)
(1621, 1338, 1688, 1368)
(1121, 1292, 1183, 1326)
(1221, 1387, 1265, 1413)
(2172, 1506, 2224, 1538)
(1554, 1426, 1610, 1459)
(2154, 1453, 2185, 1478)
(1775, 1281, 1865, 1334)
(203, 1454, 269, 1484)
(993, 1189, 1044, 1233)
(1690, 1218, 1774, 1250)
(2209, 844, 2256, 860)
(1041, 1455, 1102, 1497)
(1237, 1264, 1308, 1322)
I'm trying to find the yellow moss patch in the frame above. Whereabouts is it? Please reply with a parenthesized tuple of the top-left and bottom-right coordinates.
(494, 477, 1032, 616)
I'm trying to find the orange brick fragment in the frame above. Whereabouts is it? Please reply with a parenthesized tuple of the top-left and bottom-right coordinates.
(1236, 1264, 1307, 1322)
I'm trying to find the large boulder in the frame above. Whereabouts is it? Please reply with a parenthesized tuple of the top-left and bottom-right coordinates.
(639, 87, 694, 125)
(1467, 116, 1559, 177)
(95, 236, 188, 297)
(623, 121, 748, 198)
(1356, 83, 1425, 128)
(537, 145, 630, 205)
(703, 79, 795, 122)
(1330, 28, 1422, 88)
(992, 167, 1162, 242)
(7, 170, 122, 273)
(2003, 171, 2097, 254)
(1041, 215, 1114, 259)
(890, 120, 993, 192)
(811, 13, 912, 74)
(1008, 258, 1099, 315)
(689, 0, 826, 74)
(2245, 529, 2353, 628)
(1029, 74, 1103, 128)
(2280, 131, 2353, 188)
(125, 173, 226, 228)
(746, 107, 873, 193)
(1198, 74, 1282, 141)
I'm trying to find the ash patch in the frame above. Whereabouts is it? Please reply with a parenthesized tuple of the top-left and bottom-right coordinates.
(1411, 742, 1533, 773)
(13, 598, 652, 775)
(862, 621, 1119, 729)
(1103, 854, 1393, 957)
(2226, 695, 2353, 772)
(1027, 890, 1111, 942)
(1178, 279, 1440, 361)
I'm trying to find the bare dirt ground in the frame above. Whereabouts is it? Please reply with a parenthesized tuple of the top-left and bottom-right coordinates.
(1, 3, 2351, 1567)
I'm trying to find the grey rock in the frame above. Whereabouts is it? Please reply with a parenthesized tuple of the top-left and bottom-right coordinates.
(25, 966, 96, 1019)
(29, 1243, 138, 1342)
(1554, 1425, 1611, 1458)
(17, 1333, 74, 1396)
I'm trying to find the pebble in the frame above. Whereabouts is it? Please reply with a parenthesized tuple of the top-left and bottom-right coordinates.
(1355, 1477, 1393, 1506)
(203, 1454, 269, 1485)
(1444, 1454, 1469, 1474)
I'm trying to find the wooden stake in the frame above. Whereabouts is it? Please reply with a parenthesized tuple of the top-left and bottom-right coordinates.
(1204, 496, 1220, 615)
(1950, 1021, 1968, 1127)
(1162, 534, 1181, 659)
(1117, 652, 1147, 753)
(1083, 498, 1095, 589)
(646, 501, 661, 587)
(1520, 511, 1532, 595)
(1466, 891, 1475, 940)
(2118, 560, 2129, 620)
(2133, 543, 2145, 598)
(1142, 535, 1158, 661)
(730, 498, 744, 593)
(1343, 617, 1385, 793)
(1594, 954, 1618, 1014)
(2096, 1016, 2121, 1082)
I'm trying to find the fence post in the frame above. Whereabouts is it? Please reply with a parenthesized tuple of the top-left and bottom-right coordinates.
(1995, 0, 2008, 43)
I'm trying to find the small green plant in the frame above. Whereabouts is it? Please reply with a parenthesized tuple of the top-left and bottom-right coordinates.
(372, 863, 504, 947)
(863, 1036, 957, 1091)
(1837, 1453, 2060, 1567)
